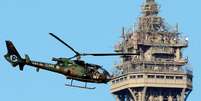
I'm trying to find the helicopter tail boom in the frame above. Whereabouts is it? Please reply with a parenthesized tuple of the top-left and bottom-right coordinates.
(4, 41, 25, 71)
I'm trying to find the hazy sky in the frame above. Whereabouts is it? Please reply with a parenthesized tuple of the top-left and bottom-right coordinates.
(0, 0, 200, 101)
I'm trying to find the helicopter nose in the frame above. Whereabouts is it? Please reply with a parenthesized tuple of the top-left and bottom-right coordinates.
(104, 73, 112, 82)
(107, 75, 111, 81)
(103, 76, 111, 83)
(98, 67, 112, 83)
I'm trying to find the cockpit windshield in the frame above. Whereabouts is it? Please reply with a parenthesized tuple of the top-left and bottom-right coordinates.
(97, 67, 110, 76)
(97, 68, 104, 74)
(86, 63, 101, 69)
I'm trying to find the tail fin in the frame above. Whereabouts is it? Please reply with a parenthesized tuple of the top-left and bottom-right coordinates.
(4, 41, 25, 71)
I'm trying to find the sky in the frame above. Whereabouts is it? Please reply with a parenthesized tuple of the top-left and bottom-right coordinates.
(0, 0, 200, 101)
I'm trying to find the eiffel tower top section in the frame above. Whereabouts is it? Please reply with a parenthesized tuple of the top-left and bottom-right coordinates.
(142, 0, 159, 16)
(111, 1, 192, 100)
(114, 0, 190, 75)
(137, 0, 167, 32)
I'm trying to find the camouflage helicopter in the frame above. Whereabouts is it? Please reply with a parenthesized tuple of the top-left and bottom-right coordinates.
(4, 33, 138, 89)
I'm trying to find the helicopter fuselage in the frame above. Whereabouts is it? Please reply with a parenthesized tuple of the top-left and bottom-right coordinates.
(24, 58, 111, 83)
(4, 41, 111, 85)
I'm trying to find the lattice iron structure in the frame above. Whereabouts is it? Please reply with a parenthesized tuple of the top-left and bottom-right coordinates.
(110, 0, 192, 101)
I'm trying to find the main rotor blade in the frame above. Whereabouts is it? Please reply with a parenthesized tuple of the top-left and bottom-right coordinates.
(49, 33, 80, 55)
(81, 53, 139, 56)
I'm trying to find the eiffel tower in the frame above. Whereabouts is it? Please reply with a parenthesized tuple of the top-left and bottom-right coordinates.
(110, 0, 192, 101)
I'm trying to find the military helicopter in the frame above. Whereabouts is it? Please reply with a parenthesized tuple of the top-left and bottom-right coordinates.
(4, 33, 138, 89)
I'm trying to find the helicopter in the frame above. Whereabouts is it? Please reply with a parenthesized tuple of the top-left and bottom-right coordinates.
(4, 33, 138, 89)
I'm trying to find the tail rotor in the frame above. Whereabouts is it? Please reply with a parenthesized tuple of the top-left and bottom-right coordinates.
(4, 41, 25, 71)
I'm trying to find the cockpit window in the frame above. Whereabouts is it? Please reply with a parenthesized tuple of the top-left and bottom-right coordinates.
(86, 63, 101, 69)
(57, 61, 64, 67)
(97, 68, 104, 74)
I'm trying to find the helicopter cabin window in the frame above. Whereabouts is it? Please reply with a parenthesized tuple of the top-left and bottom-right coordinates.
(86, 63, 101, 69)
(97, 68, 104, 74)
(58, 62, 64, 67)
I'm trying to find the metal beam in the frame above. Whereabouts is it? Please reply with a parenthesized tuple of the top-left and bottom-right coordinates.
(128, 88, 137, 101)
(142, 87, 147, 101)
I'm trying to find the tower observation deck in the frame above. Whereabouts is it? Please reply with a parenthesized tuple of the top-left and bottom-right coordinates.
(110, 0, 192, 101)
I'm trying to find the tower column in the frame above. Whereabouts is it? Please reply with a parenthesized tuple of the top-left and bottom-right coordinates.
(138, 92, 142, 101)
(159, 95, 163, 101)
(168, 96, 173, 101)
(177, 94, 180, 101)
(175, 48, 181, 60)
(180, 88, 186, 101)
(142, 87, 147, 101)
(127, 95, 134, 101)
(148, 96, 154, 101)
(116, 95, 121, 101)
(128, 88, 137, 101)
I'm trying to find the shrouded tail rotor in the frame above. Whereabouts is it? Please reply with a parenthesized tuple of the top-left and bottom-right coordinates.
(4, 41, 25, 71)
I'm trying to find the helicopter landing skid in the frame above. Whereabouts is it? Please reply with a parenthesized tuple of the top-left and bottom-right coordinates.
(65, 80, 96, 90)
